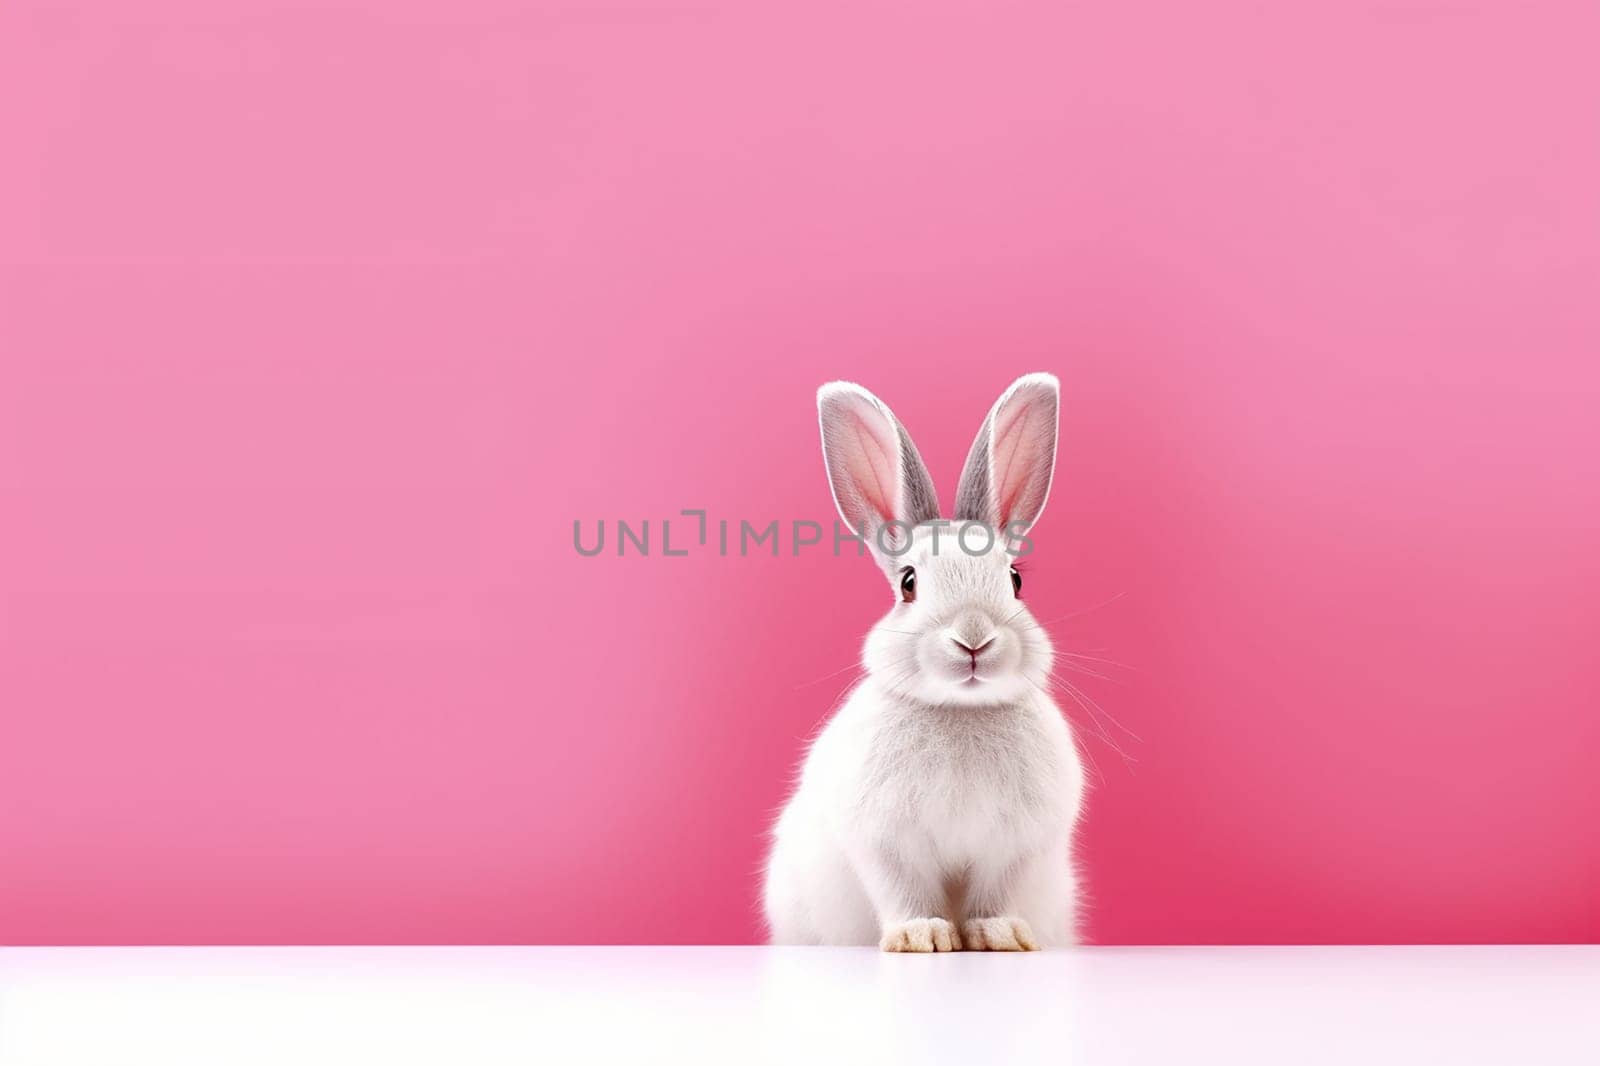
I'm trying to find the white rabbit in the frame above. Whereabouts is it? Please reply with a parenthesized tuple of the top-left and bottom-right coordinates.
(764, 373, 1085, 952)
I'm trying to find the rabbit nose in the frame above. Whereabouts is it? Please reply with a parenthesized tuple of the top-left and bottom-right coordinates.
(950, 632, 997, 660)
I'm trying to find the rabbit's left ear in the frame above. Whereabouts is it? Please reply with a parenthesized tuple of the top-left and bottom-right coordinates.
(954, 373, 1060, 534)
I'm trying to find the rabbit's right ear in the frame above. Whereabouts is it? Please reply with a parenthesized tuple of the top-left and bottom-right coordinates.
(954, 373, 1060, 536)
(818, 382, 940, 552)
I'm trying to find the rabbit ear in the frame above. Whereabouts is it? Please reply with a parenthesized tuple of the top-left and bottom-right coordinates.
(954, 373, 1060, 534)
(818, 382, 940, 546)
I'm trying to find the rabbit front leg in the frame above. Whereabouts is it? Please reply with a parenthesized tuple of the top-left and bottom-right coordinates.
(960, 849, 1071, 952)
(848, 840, 962, 953)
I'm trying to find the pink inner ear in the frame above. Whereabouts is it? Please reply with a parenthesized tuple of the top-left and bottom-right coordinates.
(990, 392, 1053, 527)
(837, 402, 899, 525)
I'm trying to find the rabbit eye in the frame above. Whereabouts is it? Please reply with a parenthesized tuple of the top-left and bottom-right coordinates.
(1010, 567, 1022, 597)
(899, 567, 916, 603)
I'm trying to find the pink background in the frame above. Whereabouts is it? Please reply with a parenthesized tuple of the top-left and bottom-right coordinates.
(2, 1, 1597, 945)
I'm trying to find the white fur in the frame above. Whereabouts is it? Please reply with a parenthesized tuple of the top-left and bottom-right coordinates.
(764, 376, 1085, 952)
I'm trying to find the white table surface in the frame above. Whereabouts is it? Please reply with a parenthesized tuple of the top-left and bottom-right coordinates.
(1, 945, 1596, 1065)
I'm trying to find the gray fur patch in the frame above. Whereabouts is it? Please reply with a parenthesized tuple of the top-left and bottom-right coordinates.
(953, 415, 993, 524)
(896, 420, 941, 526)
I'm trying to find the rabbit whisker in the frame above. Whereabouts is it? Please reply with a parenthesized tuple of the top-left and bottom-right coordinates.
(1026, 592, 1127, 629)
(1047, 671, 1142, 746)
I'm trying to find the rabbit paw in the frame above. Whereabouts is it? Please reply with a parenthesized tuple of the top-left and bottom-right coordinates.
(880, 917, 963, 953)
(961, 916, 1039, 951)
